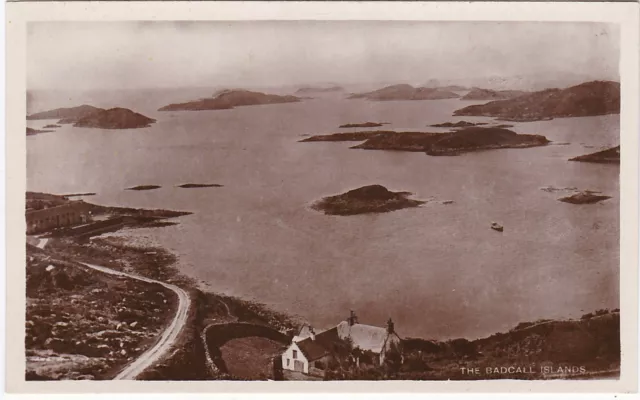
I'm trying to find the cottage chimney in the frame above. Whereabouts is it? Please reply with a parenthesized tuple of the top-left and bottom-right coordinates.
(348, 310, 358, 326)
(309, 327, 316, 341)
(387, 318, 395, 334)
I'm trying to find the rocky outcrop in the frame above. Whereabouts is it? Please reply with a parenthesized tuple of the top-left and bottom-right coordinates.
(158, 90, 301, 111)
(73, 108, 156, 129)
(454, 81, 620, 121)
(348, 84, 460, 101)
(569, 146, 620, 164)
(311, 185, 425, 215)
(461, 88, 528, 101)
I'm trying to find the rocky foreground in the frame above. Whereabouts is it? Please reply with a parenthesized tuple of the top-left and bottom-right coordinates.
(570, 146, 620, 164)
(158, 89, 301, 111)
(312, 184, 425, 216)
(348, 84, 460, 101)
(26, 245, 175, 380)
(454, 81, 620, 121)
(301, 127, 550, 156)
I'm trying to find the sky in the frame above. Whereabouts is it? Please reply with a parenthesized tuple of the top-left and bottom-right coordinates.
(27, 21, 620, 90)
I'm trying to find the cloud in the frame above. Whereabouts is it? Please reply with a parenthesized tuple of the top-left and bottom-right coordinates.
(27, 21, 620, 90)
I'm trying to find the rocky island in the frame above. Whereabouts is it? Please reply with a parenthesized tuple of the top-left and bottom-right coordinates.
(559, 191, 612, 204)
(73, 108, 156, 129)
(302, 127, 550, 156)
(126, 185, 161, 191)
(460, 88, 528, 101)
(312, 185, 425, 216)
(348, 84, 460, 101)
(158, 89, 302, 111)
(177, 183, 223, 188)
(453, 80, 620, 121)
(27, 105, 104, 123)
(339, 122, 386, 128)
(430, 121, 488, 128)
(28, 105, 156, 129)
(569, 145, 620, 164)
(26, 127, 53, 136)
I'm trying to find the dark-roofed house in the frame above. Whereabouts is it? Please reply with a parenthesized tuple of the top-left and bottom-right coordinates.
(281, 326, 340, 377)
(281, 311, 402, 378)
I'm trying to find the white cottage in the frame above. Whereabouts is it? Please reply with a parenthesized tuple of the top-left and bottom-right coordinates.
(281, 311, 402, 377)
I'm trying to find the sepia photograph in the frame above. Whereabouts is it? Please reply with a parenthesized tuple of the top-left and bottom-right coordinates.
(6, 2, 639, 392)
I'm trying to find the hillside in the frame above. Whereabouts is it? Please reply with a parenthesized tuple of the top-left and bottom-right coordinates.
(73, 108, 156, 129)
(27, 105, 105, 123)
(332, 310, 619, 380)
(569, 146, 620, 164)
(158, 90, 301, 111)
(348, 84, 460, 101)
(461, 88, 528, 101)
(453, 81, 620, 121)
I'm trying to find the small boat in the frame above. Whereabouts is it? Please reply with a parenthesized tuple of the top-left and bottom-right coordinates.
(491, 222, 504, 232)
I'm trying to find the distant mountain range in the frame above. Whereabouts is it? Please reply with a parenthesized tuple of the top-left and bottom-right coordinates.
(348, 84, 460, 101)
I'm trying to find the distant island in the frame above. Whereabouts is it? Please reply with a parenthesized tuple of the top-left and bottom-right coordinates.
(26, 127, 53, 136)
(27, 105, 155, 129)
(27, 105, 104, 123)
(460, 88, 528, 101)
(348, 84, 460, 101)
(430, 121, 488, 128)
(43, 124, 62, 129)
(312, 185, 425, 215)
(569, 145, 620, 164)
(432, 85, 468, 91)
(339, 122, 386, 128)
(454, 81, 620, 121)
(302, 127, 550, 156)
(158, 89, 302, 111)
(559, 191, 611, 204)
(177, 183, 223, 188)
(126, 185, 161, 191)
(73, 108, 156, 129)
(295, 86, 344, 94)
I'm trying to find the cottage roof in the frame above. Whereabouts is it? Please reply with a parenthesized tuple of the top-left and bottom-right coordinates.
(337, 321, 394, 353)
(295, 327, 340, 361)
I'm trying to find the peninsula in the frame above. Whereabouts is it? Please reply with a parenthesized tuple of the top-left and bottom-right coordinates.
(348, 84, 460, 101)
(312, 185, 425, 215)
(158, 89, 301, 111)
(453, 81, 620, 121)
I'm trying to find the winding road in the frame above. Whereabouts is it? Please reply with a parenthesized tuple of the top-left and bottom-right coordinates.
(35, 237, 191, 380)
